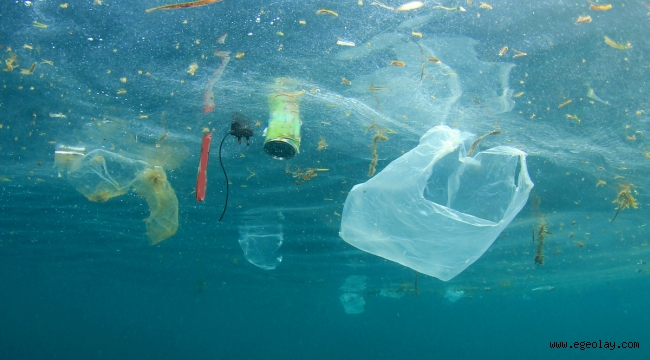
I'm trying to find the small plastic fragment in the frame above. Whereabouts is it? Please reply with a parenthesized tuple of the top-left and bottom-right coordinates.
(396, 1, 424, 11)
(336, 39, 356, 47)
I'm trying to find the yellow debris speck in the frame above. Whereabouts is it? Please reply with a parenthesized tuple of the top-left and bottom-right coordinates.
(187, 63, 198, 75)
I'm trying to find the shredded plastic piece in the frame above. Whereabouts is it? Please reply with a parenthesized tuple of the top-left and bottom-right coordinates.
(203, 51, 231, 114)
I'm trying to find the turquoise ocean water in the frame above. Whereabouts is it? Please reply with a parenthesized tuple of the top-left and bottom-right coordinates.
(1, 0, 649, 358)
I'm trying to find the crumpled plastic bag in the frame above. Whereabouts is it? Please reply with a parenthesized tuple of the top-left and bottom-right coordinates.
(63, 149, 179, 245)
(339, 276, 367, 314)
(339, 125, 533, 281)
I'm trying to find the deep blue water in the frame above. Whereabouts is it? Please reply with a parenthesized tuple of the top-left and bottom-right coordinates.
(2, 0, 649, 358)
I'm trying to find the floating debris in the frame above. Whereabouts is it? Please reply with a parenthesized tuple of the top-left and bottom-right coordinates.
(203, 51, 231, 114)
(287, 166, 328, 185)
(467, 130, 501, 157)
(532, 286, 555, 292)
(566, 114, 581, 124)
(590, 4, 612, 11)
(336, 39, 356, 47)
(21, 62, 37, 75)
(3, 54, 18, 72)
(611, 185, 638, 222)
(368, 132, 389, 177)
(432, 5, 457, 11)
(146, 0, 222, 13)
(587, 88, 610, 105)
(512, 49, 527, 58)
(604, 36, 631, 50)
(444, 288, 466, 302)
(187, 62, 198, 75)
(317, 137, 328, 151)
(216, 33, 228, 44)
(371, 1, 394, 10)
(316, 9, 338, 17)
(533, 221, 550, 265)
(396, 1, 424, 11)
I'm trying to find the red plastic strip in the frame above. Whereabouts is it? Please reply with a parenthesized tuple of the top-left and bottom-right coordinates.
(196, 133, 213, 201)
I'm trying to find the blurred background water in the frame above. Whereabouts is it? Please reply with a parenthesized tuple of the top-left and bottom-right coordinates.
(1, 0, 649, 358)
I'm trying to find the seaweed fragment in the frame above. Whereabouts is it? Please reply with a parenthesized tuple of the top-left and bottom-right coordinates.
(286, 166, 328, 185)
(611, 184, 638, 222)
(468, 129, 501, 157)
(368, 132, 389, 177)
(414, 271, 420, 296)
(530, 192, 550, 265)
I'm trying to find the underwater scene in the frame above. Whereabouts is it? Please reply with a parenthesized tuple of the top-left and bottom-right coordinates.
(1, 0, 649, 358)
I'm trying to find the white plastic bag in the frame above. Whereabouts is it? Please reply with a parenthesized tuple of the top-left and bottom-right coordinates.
(339, 126, 533, 281)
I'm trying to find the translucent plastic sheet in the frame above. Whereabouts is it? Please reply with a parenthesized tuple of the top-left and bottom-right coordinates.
(238, 214, 284, 270)
(340, 126, 533, 281)
(132, 167, 179, 245)
(339, 293, 365, 315)
(444, 288, 466, 303)
(62, 149, 179, 245)
(66, 149, 148, 202)
(339, 275, 367, 314)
